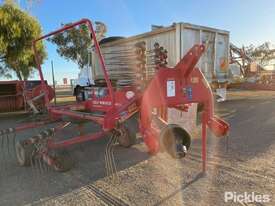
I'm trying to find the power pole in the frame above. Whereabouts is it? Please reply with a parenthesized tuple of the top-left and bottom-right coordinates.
(51, 60, 57, 105)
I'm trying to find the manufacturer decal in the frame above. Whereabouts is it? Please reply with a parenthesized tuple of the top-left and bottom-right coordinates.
(92, 101, 112, 106)
(126, 91, 135, 99)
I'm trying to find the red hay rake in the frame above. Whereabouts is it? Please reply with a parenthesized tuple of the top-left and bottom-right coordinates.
(0, 19, 229, 177)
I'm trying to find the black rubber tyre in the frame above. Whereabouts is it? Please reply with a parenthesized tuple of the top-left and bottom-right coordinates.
(76, 91, 85, 102)
(99, 36, 125, 45)
(15, 141, 35, 167)
(74, 85, 85, 102)
(117, 115, 138, 147)
(51, 150, 74, 172)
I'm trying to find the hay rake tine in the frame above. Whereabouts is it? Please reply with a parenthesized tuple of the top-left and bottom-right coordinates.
(12, 132, 16, 153)
(105, 133, 115, 177)
(35, 156, 44, 184)
(36, 153, 45, 175)
(32, 146, 42, 182)
(0, 128, 16, 160)
(30, 150, 41, 184)
(1, 132, 7, 174)
(38, 155, 45, 175)
(40, 155, 49, 174)
(104, 134, 112, 177)
(0, 128, 17, 181)
(43, 155, 50, 172)
(110, 134, 119, 182)
(104, 132, 119, 183)
(109, 134, 116, 174)
(42, 155, 50, 172)
(30, 150, 35, 173)
(107, 134, 114, 177)
(0, 133, 4, 176)
(110, 135, 117, 170)
(6, 134, 10, 155)
(108, 134, 117, 178)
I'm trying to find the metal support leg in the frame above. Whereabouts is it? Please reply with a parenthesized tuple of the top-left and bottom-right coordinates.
(202, 114, 207, 173)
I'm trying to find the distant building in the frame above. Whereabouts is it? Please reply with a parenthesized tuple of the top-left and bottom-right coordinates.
(263, 59, 275, 70)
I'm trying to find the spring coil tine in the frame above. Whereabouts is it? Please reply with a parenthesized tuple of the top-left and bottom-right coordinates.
(33, 145, 40, 178)
(104, 134, 112, 177)
(105, 133, 114, 177)
(107, 135, 113, 177)
(42, 155, 50, 172)
(30, 149, 41, 185)
(40, 155, 48, 173)
(1, 133, 7, 173)
(37, 155, 42, 174)
(6, 134, 9, 155)
(0, 128, 16, 169)
(109, 134, 116, 176)
(30, 150, 35, 173)
(104, 131, 119, 183)
(110, 134, 119, 183)
(110, 133, 117, 177)
(0, 133, 4, 176)
(41, 156, 47, 173)
(109, 134, 116, 179)
(37, 155, 43, 175)
(109, 134, 116, 178)
(12, 132, 16, 154)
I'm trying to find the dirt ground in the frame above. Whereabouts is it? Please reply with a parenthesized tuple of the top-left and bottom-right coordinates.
(0, 90, 274, 206)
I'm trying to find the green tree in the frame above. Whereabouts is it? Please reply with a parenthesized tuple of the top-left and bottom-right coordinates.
(245, 42, 275, 66)
(48, 23, 92, 69)
(48, 21, 106, 69)
(0, 1, 46, 80)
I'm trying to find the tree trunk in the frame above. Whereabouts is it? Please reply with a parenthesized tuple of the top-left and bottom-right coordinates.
(16, 71, 22, 80)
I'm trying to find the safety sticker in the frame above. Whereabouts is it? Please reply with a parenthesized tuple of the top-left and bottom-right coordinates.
(167, 80, 175, 97)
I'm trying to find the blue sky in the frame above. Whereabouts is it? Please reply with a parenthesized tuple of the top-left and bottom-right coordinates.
(2, 0, 275, 83)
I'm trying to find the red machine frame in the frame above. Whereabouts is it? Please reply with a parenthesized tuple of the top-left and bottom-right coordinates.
(30, 19, 142, 164)
(13, 18, 229, 173)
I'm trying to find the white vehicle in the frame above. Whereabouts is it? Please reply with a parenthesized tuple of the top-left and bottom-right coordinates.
(73, 37, 125, 101)
(73, 64, 94, 101)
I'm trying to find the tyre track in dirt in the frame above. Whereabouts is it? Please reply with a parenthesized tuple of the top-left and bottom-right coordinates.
(32, 175, 130, 206)
(84, 184, 129, 206)
(184, 149, 275, 182)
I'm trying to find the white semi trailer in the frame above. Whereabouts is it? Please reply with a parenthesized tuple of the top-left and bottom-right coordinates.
(75, 22, 230, 100)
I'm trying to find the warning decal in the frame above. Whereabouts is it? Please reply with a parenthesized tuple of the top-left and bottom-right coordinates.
(167, 80, 175, 97)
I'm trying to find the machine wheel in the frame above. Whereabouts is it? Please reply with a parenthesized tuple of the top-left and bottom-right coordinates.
(117, 115, 138, 147)
(15, 141, 35, 167)
(77, 91, 85, 102)
(74, 85, 85, 102)
(51, 150, 74, 172)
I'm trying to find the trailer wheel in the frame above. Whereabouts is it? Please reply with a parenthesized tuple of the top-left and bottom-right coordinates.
(117, 115, 138, 147)
(76, 91, 85, 102)
(52, 150, 74, 172)
(15, 141, 35, 167)
(74, 85, 85, 102)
